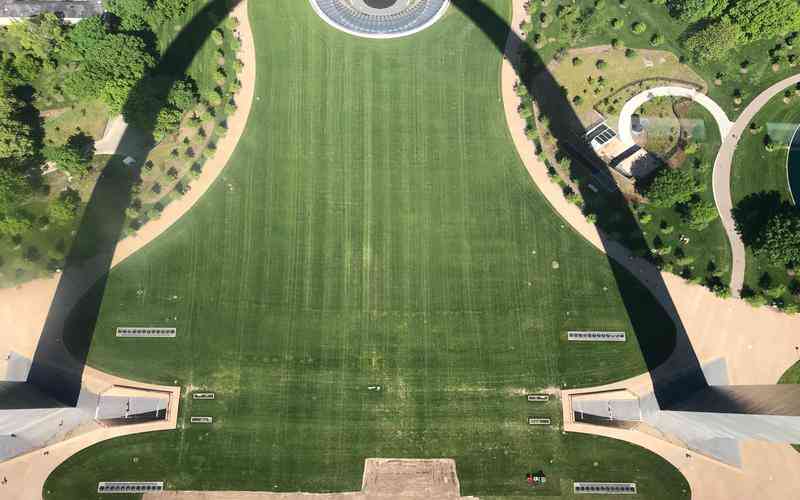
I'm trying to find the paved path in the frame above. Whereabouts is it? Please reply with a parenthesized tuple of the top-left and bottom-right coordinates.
(503, 1, 800, 499)
(618, 86, 733, 146)
(94, 115, 128, 154)
(712, 73, 800, 295)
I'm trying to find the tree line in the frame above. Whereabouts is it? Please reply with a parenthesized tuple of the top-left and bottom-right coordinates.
(670, 0, 800, 60)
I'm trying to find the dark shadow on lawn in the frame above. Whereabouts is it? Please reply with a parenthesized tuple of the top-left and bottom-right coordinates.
(450, 0, 709, 409)
(6, 0, 244, 409)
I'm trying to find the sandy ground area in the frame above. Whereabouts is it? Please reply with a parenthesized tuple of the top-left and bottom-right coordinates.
(144, 459, 477, 500)
(0, 2, 256, 499)
(502, 1, 800, 499)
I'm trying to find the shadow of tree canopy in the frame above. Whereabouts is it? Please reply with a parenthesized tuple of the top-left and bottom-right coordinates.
(732, 190, 788, 247)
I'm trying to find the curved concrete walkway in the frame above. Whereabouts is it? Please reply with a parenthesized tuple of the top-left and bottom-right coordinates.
(0, 2, 256, 498)
(712, 73, 800, 295)
(503, 1, 800, 498)
(618, 86, 733, 147)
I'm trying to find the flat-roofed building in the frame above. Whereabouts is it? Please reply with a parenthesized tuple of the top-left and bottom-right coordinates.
(585, 120, 660, 181)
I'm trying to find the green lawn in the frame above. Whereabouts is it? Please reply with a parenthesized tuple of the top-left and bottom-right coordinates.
(730, 92, 800, 304)
(43, 1, 689, 499)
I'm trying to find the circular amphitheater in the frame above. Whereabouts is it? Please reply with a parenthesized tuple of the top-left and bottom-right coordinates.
(310, 0, 450, 39)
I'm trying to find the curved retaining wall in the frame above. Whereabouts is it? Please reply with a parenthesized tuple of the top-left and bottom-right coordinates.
(309, 0, 449, 39)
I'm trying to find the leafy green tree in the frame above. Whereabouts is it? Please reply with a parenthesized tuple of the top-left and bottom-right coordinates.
(48, 189, 81, 224)
(153, 107, 183, 142)
(64, 33, 156, 111)
(667, 0, 729, 22)
(5, 13, 66, 67)
(683, 200, 718, 230)
(0, 168, 32, 216)
(754, 210, 800, 265)
(686, 19, 739, 62)
(0, 87, 34, 161)
(104, 0, 150, 31)
(167, 79, 197, 111)
(63, 16, 107, 60)
(0, 214, 31, 237)
(124, 76, 196, 140)
(152, 0, 194, 19)
(640, 167, 700, 207)
(729, 0, 800, 42)
(44, 144, 90, 178)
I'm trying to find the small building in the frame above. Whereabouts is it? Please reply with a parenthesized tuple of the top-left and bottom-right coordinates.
(0, 0, 103, 25)
(584, 120, 660, 181)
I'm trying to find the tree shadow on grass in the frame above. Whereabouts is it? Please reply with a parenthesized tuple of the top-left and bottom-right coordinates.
(450, 0, 708, 409)
(3, 0, 244, 409)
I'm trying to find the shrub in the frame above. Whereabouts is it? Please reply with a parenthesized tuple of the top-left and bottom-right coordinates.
(683, 200, 718, 231)
(595, 59, 608, 70)
(625, 48, 637, 58)
(631, 22, 647, 34)
(610, 18, 623, 30)
(650, 33, 664, 46)
(639, 167, 700, 207)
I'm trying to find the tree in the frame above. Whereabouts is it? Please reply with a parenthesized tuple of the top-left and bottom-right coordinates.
(105, 0, 150, 31)
(0, 86, 34, 161)
(640, 167, 700, 207)
(48, 189, 81, 224)
(728, 0, 800, 42)
(754, 210, 800, 265)
(5, 13, 66, 67)
(683, 199, 718, 230)
(64, 33, 156, 112)
(152, 0, 194, 20)
(0, 214, 31, 237)
(63, 16, 107, 60)
(43, 144, 90, 178)
(0, 168, 32, 216)
(667, 0, 729, 22)
(153, 107, 183, 142)
(683, 18, 742, 61)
